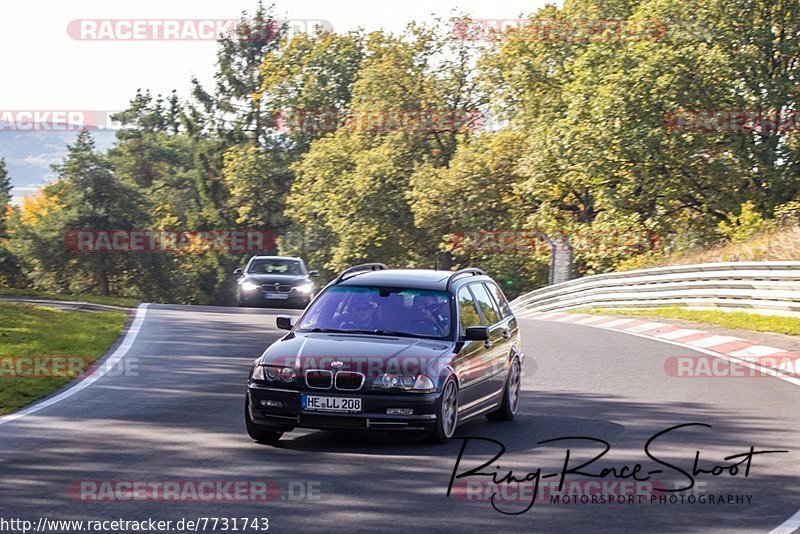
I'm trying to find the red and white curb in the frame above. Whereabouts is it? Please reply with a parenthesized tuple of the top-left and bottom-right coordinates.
(524, 311, 800, 381)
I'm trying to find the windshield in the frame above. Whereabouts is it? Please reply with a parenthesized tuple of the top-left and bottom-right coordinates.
(247, 259, 304, 275)
(298, 286, 452, 339)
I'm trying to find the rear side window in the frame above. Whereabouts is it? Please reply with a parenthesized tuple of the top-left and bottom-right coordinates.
(469, 283, 501, 326)
(457, 286, 481, 334)
(485, 282, 512, 318)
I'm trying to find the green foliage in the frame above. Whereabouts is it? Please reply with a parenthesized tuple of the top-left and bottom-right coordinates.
(717, 201, 768, 243)
(774, 200, 800, 225)
(6, 1, 800, 303)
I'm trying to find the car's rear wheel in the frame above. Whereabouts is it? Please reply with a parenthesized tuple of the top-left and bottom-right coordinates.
(428, 377, 458, 443)
(486, 357, 521, 421)
(245, 399, 283, 445)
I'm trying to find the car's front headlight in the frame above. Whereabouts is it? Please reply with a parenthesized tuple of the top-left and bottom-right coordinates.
(373, 373, 436, 392)
(250, 364, 297, 383)
(241, 281, 261, 292)
(293, 283, 314, 294)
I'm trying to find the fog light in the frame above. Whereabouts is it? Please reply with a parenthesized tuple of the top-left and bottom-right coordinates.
(260, 400, 283, 408)
(386, 408, 413, 415)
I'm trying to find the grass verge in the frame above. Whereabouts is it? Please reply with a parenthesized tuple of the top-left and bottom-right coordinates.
(0, 287, 138, 308)
(584, 307, 800, 336)
(0, 301, 128, 415)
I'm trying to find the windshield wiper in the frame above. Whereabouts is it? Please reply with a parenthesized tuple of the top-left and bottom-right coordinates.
(308, 327, 351, 334)
(341, 329, 417, 338)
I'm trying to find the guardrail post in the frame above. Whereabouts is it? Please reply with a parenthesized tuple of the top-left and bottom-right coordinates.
(548, 235, 574, 285)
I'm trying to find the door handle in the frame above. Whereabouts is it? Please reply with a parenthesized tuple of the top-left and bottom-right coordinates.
(502, 330, 510, 340)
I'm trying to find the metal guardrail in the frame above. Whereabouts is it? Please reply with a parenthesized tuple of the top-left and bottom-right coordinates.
(509, 261, 800, 317)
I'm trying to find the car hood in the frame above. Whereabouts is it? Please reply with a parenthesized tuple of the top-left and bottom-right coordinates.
(242, 274, 310, 285)
(260, 333, 453, 378)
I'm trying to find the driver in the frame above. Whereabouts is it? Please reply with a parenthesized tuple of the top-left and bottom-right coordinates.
(413, 295, 446, 336)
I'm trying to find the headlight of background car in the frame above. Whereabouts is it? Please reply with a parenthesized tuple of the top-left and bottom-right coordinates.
(250, 365, 296, 383)
(373, 373, 436, 392)
(293, 283, 314, 294)
(241, 281, 261, 292)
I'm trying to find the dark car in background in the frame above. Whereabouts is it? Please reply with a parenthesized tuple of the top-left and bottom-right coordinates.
(245, 264, 523, 444)
(235, 256, 319, 309)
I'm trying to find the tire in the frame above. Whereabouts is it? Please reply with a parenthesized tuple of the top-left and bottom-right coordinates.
(245, 399, 283, 445)
(486, 357, 521, 422)
(428, 377, 459, 443)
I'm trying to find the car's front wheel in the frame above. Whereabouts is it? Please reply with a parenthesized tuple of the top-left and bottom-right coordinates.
(245, 399, 283, 445)
(428, 377, 458, 443)
(487, 357, 521, 421)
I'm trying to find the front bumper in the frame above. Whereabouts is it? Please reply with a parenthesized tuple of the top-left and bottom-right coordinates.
(247, 383, 440, 431)
(239, 292, 311, 308)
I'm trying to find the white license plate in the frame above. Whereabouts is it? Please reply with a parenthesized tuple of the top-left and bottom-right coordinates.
(264, 292, 289, 300)
(302, 394, 362, 413)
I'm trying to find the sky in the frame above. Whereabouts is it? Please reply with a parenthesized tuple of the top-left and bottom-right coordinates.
(0, 0, 555, 201)
(1, 0, 555, 110)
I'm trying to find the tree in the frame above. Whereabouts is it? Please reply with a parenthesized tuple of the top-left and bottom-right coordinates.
(283, 24, 487, 274)
(0, 158, 10, 236)
(190, 1, 284, 145)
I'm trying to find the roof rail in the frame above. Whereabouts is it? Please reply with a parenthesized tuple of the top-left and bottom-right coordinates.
(445, 267, 486, 291)
(334, 263, 389, 284)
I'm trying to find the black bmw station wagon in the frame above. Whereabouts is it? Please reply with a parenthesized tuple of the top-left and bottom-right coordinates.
(245, 264, 523, 444)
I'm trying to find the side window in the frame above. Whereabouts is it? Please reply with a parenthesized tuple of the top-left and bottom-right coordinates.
(457, 286, 481, 334)
(485, 282, 512, 318)
(469, 283, 501, 326)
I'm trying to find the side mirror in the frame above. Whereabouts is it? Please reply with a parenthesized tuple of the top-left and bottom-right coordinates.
(276, 315, 294, 331)
(464, 326, 490, 341)
(233, 268, 243, 275)
(309, 270, 319, 277)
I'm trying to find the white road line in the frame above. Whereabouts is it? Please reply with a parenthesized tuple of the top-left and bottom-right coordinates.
(728, 345, 787, 359)
(574, 316, 610, 324)
(0, 303, 149, 427)
(626, 321, 669, 333)
(769, 508, 800, 534)
(684, 335, 741, 349)
(652, 328, 705, 340)
(598, 318, 640, 328)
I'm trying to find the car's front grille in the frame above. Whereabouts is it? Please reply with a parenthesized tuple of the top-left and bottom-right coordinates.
(335, 371, 365, 391)
(261, 283, 293, 293)
(305, 370, 332, 389)
(304, 370, 364, 391)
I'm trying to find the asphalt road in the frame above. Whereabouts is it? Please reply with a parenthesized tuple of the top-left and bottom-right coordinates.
(0, 304, 798, 533)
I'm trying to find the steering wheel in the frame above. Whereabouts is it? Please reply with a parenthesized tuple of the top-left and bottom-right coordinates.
(409, 319, 443, 336)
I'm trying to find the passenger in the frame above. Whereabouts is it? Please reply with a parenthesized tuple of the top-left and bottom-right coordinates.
(340, 297, 379, 330)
